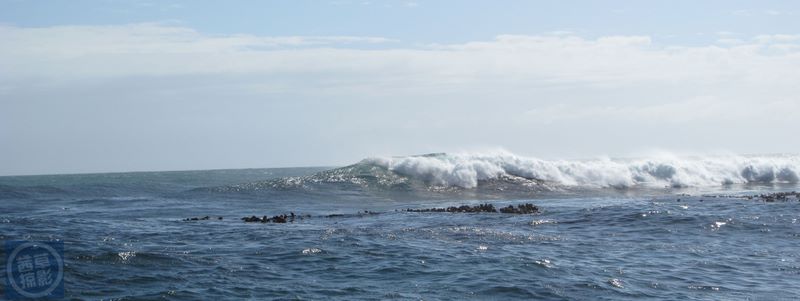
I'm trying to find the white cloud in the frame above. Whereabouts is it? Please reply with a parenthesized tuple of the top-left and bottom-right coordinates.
(1, 23, 799, 108)
(0, 24, 797, 87)
(0, 23, 393, 57)
(546, 30, 575, 36)
(0, 23, 798, 102)
(521, 96, 800, 125)
(716, 38, 743, 45)
(2, 23, 800, 173)
(731, 9, 752, 16)
(764, 9, 783, 16)
(754, 34, 800, 44)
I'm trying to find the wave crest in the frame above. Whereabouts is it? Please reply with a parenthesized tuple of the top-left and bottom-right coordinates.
(207, 152, 800, 195)
(366, 152, 800, 188)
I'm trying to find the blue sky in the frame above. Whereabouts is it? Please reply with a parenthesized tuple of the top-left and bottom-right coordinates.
(3, 0, 798, 45)
(1, 1, 799, 175)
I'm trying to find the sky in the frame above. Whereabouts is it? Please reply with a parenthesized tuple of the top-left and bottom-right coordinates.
(1, 0, 799, 176)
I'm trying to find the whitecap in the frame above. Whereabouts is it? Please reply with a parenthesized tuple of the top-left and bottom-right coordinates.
(118, 251, 136, 261)
(302, 248, 322, 255)
(608, 278, 624, 288)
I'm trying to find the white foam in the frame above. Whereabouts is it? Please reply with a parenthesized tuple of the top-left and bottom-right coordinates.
(365, 151, 800, 188)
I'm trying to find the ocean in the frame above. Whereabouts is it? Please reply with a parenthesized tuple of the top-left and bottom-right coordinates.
(1, 152, 799, 300)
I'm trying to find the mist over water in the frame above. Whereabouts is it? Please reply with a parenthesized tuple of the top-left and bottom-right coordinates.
(2, 152, 799, 300)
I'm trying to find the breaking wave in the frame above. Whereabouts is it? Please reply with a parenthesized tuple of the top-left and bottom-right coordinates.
(366, 152, 800, 188)
(210, 152, 800, 193)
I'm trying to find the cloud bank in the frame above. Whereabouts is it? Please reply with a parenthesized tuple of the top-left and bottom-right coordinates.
(1, 23, 799, 175)
(0, 24, 797, 84)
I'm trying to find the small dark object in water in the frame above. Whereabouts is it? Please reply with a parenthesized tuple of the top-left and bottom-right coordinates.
(272, 215, 287, 223)
(241, 213, 297, 223)
(242, 215, 261, 222)
(499, 205, 516, 213)
(499, 203, 539, 214)
(407, 203, 538, 214)
(692, 191, 800, 203)
(184, 215, 211, 221)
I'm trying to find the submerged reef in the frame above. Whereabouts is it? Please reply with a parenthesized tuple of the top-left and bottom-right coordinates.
(181, 191, 799, 225)
(183, 216, 222, 221)
(242, 213, 299, 223)
(405, 203, 539, 214)
(180, 203, 542, 224)
(701, 191, 800, 202)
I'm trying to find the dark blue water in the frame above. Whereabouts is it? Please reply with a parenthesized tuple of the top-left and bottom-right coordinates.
(1, 166, 799, 300)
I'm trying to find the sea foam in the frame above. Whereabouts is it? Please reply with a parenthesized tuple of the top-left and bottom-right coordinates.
(364, 152, 800, 188)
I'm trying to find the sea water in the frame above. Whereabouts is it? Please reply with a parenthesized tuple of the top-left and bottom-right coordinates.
(1, 153, 799, 300)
